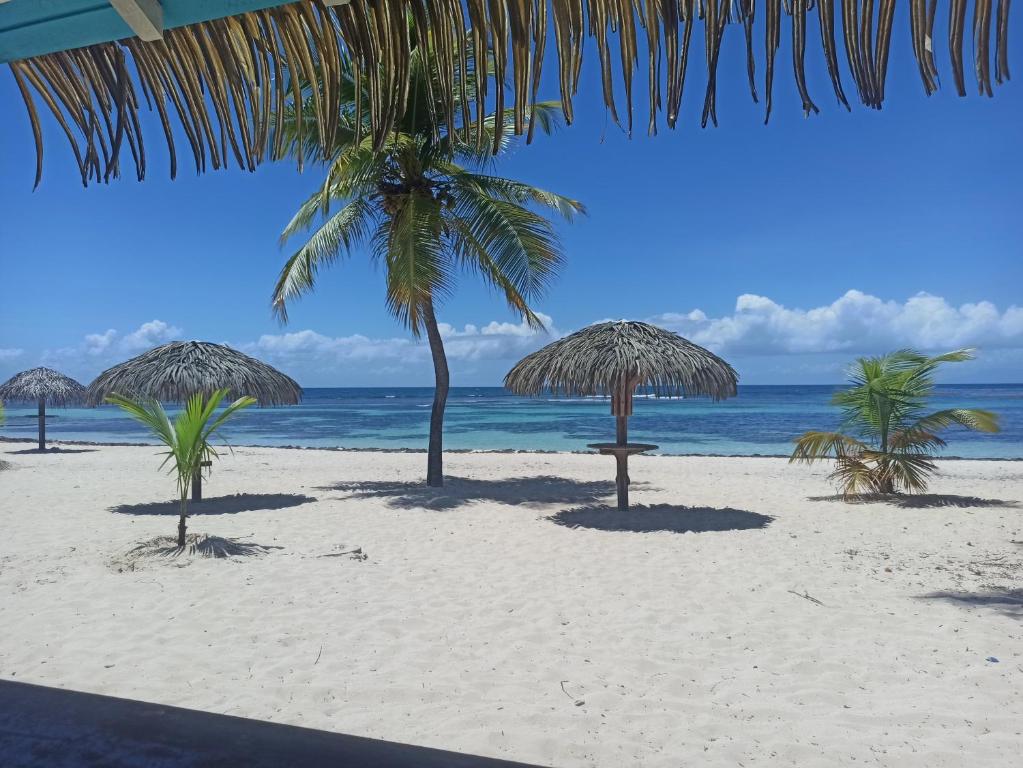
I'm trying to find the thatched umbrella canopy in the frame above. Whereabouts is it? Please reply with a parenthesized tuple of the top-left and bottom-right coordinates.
(2, 0, 1012, 187)
(505, 321, 738, 510)
(0, 367, 88, 450)
(86, 341, 301, 407)
(87, 341, 301, 501)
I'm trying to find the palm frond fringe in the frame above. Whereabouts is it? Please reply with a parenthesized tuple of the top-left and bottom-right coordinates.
(8, 0, 1014, 187)
(86, 341, 302, 407)
(505, 320, 738, 400)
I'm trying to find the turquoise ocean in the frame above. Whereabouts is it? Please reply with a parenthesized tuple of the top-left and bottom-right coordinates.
(1, 385, 1020, 459)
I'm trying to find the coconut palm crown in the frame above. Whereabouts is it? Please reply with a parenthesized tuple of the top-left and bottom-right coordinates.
(790, 349, 999, 496)
(272, 32, 584, 487)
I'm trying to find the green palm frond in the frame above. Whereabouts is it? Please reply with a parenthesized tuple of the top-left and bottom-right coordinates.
(447, 189, 565, 304)
(377, 193, 452, 335)
(444, 215, 543, 329)
(273, 198, 375, 322)
(107, 390, 255, 496)
(106, 394, 180, 477)
(445, 170, 585, 220)
(439, 102, 566, 166)
(912, 408, 1000, 435)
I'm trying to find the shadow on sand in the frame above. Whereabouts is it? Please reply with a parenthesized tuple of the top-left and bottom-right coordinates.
(7, 447, 98, 455)
(808, 493, 1019, 509)
(128, 534, 283, 560)
(321, 475, 629, 511)
(110, 534, 284, 573)
(0, 680, 541, 768)
(110, 493, 317, 516)
(549, 504, 774, 534)
(918, 588, 1023, 620)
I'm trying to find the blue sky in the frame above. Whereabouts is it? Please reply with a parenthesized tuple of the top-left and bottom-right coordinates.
(1, 11, 1021, 387)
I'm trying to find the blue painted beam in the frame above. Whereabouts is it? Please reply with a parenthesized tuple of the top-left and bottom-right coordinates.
(0, 0, 300, 63)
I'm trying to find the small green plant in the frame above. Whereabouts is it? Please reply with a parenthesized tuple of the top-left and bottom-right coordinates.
(107, 389, 256, 546)
(791, 349, 999, 496)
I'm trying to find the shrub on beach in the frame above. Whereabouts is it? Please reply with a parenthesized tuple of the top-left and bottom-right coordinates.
(790, 349, 999, 496)
(106, 389, 255, 546)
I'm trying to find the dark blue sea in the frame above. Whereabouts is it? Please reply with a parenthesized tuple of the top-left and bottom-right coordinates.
(2, 385, 1021, 459)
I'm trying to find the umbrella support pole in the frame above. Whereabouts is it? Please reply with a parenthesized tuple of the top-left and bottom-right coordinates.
(191, 461, 212, 502)
(37, 398, 46, 451)
(586, 377, 659, 512)
(615, 414, 630, 510)
(611, 381, 636, 511)
(615, 451, 629, 511)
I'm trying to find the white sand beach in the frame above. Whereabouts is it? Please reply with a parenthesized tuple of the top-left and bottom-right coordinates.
(0, 444, 1020, 767)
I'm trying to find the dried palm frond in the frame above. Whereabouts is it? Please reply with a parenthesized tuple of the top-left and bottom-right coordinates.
(8, 0, 1013, 187)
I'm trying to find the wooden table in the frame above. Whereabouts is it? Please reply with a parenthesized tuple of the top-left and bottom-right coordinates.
(587, 442, 658, 510)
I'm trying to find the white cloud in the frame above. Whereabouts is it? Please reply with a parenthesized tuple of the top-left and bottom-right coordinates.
(250, 330, 420, 363)
(6, 294, 1019, 387)
(441, 312, 558, 361)
(79, 320, 180, 358)
(39, 320, 182, 379)
(84, 329, 117, 355)
(119, 320, 181, 351)
(649, 290, 1023, 355)
(245, 313, 559, 379)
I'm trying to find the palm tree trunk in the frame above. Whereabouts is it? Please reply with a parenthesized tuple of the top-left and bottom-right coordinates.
(422, 295, 449, 487)
(177, 497, 188, 547)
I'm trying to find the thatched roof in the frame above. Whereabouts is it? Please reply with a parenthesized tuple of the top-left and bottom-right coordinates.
(0, 367, 87, 406)
(7, 0, 1012, 187)
(505, 321, 738, 401)
(86, 341, 302, 406)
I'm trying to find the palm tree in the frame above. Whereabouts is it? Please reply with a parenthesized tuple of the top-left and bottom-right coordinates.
(790, 349, 999, 497)
(107, 390, 256, 546)
(273, 33, 583, 487)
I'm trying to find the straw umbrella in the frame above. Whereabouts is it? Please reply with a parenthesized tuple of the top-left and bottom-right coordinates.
(505, 321, 738, 510)
(87, 341, 301, 500)
(0, 367, 87, 451)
